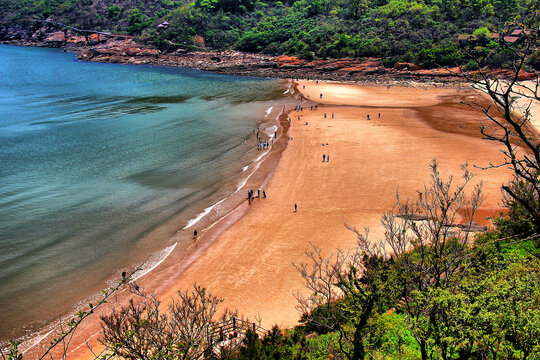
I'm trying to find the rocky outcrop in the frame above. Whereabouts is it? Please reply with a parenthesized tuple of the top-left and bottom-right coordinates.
(2, 26, 533, 84)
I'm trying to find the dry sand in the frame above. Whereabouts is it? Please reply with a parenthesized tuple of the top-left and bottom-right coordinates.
(164, 80, 512, 329)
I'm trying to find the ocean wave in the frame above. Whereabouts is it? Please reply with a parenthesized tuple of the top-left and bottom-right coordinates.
(131, 242, 178, 282)
(265, 125, 278, 138)
(183, 198, 226, 230)
(21, 329, 54, 355)
(265, 106, 273, 117)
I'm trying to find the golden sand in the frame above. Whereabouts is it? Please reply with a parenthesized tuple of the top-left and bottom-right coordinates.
(164, 80, 511, 329)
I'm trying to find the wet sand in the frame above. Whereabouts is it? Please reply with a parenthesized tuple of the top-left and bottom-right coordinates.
(25, 80, 517, 359)
(164, 80, 513, 329)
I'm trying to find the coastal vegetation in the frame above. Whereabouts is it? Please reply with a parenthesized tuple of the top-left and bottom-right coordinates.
(0, 0, 538, 68)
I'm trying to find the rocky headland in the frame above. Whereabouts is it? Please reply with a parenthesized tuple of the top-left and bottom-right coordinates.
(1, 26, 536, 84)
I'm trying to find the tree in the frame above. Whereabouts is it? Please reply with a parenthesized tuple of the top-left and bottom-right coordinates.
(294, 235, 392, 360)
(378, 160, 485, 360)
(100, 284, 250, 359)
(295, 160, 484, 360)
(464, 14, 540, 236)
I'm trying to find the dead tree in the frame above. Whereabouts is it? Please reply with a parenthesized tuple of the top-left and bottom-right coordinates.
(464, 13, 540, 232)
(99, 284, 248, 360)
(380, 160, 484, 360)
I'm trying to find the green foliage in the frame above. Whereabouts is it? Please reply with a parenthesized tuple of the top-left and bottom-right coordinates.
(1, 0, 534, 67)
(107, 5, 121, 21)
(472, 26, 491, 40)
(127, 8, 152, 35)
(416, 41, 462, 67)
(529, 49, 540, 70)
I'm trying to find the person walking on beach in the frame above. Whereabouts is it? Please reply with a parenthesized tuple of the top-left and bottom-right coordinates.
(320, 93, 323, 99)
(332, 113, 334, 119)
(324, 113, 327, 118)
(327, 155, 330, 162)
(193, 230, 198, 239)
(378, 112, 381, 118)
(248, 190, 252, 200)
(294, 203, 298, 212)
(323, 154, 326, 162)
(263, 191, 266, 198)
(257, 189, 260, 198)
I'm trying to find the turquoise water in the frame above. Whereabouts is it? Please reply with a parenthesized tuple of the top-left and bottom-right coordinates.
(0, 45, 285, 341)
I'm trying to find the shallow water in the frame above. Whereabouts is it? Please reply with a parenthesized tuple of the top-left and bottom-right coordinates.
(0, 45, 286, 341)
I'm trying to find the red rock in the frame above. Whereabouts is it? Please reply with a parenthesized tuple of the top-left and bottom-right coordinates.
(44, 31, 65, 44)
(277, 56, 306, 67)
(394, 62, 421, 70)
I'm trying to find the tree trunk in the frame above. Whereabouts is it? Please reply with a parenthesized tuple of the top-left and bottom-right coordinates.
(420, 338, 428, 360)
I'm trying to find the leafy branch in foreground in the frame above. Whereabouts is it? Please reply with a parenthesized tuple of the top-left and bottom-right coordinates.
(0, 264, 144, 360)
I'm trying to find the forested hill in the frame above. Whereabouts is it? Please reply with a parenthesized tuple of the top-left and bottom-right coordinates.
(0, 0, 537, 68)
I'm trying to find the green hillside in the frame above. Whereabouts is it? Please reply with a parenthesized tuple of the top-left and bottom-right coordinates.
(0, 0, 537, 67)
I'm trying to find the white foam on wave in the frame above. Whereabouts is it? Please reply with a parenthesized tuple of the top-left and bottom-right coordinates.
(255, 150, 268, 162)
(22, 329, 54, 354)
(265, 106, 273, 117)
(235, 150, 270, 192)
(243, 165, 249, 172)
(265, 125, 278, 138)
(283, 89, 290, 94)
(131, 242, 178, 282)
(183, 198, 226, 230)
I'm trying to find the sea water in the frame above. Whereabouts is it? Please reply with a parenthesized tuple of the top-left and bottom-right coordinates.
(0, 45, 286, 341)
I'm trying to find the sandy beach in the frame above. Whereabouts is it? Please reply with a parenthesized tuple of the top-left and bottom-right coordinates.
(25, 79, 517, 359)
(163, 80, 512, 329)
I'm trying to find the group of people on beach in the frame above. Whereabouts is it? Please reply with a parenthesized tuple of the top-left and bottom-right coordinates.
(366, 113, 381, 121)
(247, 188, 266, 201)
(257, 140, 271, 150)
(255, 128, 276, 150)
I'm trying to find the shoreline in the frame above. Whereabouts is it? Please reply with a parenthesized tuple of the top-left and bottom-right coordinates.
(16, 79, 301, 359)
(2, 39, 536, 85)
(0, 42, 476, 86)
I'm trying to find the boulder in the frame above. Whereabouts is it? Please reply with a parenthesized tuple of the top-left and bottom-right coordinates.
(394, 62, 421, 70)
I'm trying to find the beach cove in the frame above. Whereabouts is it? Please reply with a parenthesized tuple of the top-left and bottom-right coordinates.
(23, 78, 520, 360)
(165, 80, 513, 328)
